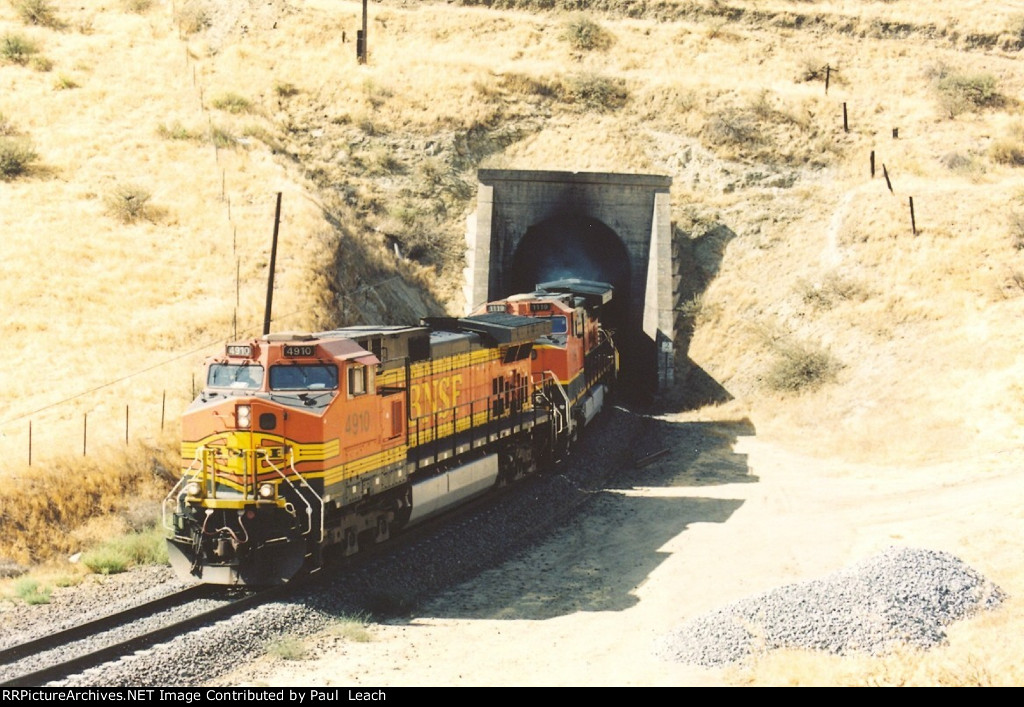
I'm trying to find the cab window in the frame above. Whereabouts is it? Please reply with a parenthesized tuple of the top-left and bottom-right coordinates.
(269, 364, 339, 391)
(208, 363, 264, 390)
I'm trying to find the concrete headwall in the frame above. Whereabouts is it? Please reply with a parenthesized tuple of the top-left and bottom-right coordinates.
(465, 169, 675, 391)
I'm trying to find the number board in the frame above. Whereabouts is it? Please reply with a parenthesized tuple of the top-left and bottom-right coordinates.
(284, 344, 316, 357)
(226, 344, 253, 357)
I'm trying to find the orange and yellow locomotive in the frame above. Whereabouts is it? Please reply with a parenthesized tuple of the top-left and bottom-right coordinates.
(164, 279, 617, 584)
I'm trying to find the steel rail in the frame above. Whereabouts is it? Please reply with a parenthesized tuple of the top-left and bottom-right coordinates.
(0, 584, 286, 687)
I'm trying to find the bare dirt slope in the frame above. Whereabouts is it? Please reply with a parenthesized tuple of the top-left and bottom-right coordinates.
(223, 410, 1024, 687)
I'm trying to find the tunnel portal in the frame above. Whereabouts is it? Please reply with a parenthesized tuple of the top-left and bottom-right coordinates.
(464, 170, 675, 394)
(508, 215, 631, 331)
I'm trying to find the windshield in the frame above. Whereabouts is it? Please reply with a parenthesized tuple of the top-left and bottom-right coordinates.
(208, 363, 264, 390)
(549, 316, 568, 334)
(270, 364, 339, 391)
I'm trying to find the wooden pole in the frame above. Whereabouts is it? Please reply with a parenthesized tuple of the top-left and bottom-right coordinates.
(843, 102, 848, 133)
(125, 404, 130, 445)
(882, 164, 893, 194)
(263, 192, 283, 336)
(28, 420, 32, 467)
(83, 413, 87, 457)
(870, 150, 875, 178)
(825, 64, 830, 94)
(161, 391, 166, 432)
(909, 197, 917, 235)
(358, 0, 368, 64)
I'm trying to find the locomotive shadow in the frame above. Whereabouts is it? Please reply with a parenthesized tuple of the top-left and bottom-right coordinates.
(398, 410, 756, 621)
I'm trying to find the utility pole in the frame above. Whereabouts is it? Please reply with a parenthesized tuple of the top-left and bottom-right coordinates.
(263, 192, 282, 336)
(357, 0, 368, 64)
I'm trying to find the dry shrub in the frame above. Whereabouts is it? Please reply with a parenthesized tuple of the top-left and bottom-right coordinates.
(1010, 211, 1024, 251)
(211, 91, 252, 114)
(798, 273, 869, 310)
(1000, 15, 1024, 51)
(704, 107, 761, 149)
(939, 151, 984, 176)
(274, 80, 299, 98)
(797, 56, 830, 83)
(560, 14, 614, 52)
(765, 339, 842, 393)
(0, 439, 177, 565)
(52, 73, 78, 90)
(174, 0, 211, 35)
(157, 120, 202, 141)
(11, 0, 62, 29)
(209, 124, 237, 148)
(1, 32, 39, 64)
(991, 140, 1024, 166)
(104, 182, 153, 222)
(564, 72, 629, 112)
(934, 70, 1001, 118)
(0, 136, 37, 179)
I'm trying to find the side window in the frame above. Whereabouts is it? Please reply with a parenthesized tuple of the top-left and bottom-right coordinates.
(349, 364, 367, 396)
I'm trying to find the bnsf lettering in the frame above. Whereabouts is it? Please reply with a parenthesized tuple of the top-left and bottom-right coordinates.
(409, 374, 463, 418)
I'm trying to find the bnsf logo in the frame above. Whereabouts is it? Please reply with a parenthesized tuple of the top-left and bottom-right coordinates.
(409, 374, 463, 418)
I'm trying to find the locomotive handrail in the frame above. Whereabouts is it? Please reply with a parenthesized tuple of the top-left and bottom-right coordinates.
(258, 449, 324, 543)
(162, 446, 206, 535)
(531, 371, 571, 438)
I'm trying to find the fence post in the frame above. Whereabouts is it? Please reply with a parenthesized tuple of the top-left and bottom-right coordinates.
(843, 103, 848, 132)
(161, 391, 167, 432)
(28, 420, 32, 467)
(882, 164, 893, 194)
(125, 404, 130, 445)
(909, 197, 917, 235)
(83, 413, 88, 457)
(870, 150, 875, 178)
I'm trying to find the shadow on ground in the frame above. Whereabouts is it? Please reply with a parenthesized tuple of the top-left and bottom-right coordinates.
(392, 408, 756, 621)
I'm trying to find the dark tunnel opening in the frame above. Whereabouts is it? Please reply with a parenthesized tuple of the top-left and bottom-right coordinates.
(507, 215, 655, 397)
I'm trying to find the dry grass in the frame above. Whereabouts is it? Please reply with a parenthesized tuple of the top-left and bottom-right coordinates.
(0, 0, 1023, 686)
(0, 435, 178, 565)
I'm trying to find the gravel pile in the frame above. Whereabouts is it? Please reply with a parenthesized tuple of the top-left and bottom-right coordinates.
(655, 546, 1005, 667)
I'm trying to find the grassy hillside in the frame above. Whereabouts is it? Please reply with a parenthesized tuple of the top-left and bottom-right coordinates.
(2, 0, 1023, 683)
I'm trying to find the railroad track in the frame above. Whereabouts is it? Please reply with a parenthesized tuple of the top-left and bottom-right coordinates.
(0, 584, 285, 687)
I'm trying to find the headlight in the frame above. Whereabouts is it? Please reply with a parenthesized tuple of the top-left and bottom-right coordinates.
(185, 481, 202, 497)
(236, 404, 251, 429)
(258, 482, 275, 499)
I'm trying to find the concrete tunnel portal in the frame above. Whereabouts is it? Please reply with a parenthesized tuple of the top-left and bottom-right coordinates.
(465, 170, 676, 395)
